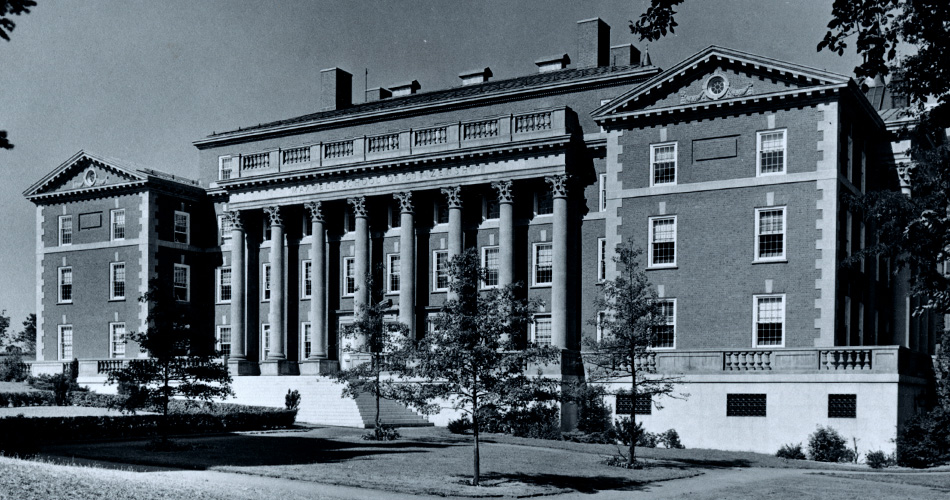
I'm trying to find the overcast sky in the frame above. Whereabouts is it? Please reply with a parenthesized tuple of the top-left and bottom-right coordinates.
(0, 0, 861, 326)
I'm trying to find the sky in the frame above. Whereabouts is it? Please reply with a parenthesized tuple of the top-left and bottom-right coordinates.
(0, 0, 862, 326)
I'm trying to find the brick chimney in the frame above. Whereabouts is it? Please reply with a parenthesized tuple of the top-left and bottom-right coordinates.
(576, 18, 610, 68)
(365, 87, 392, 102)
(610, 44, 641, 67)
(321, 68, 353, 110)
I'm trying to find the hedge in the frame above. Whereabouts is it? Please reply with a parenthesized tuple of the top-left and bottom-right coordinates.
(0, 391, 57, 408)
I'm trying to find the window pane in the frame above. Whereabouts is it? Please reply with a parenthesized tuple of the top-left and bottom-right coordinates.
(537, 190, 553, 215)
(486, 197, 500, 219)
(174, 212, 189, 243)
(174, 265, 188, 301)
(652, 218, 676, 265)
(303, 324, 312, 358)
(220, 267, 232, 302)
(759, 131, 785, 174)
(112, 263, 125, 299)
(389, 255, 400, 292)
(598, 239, 607, 281)
(60, 326, 73, 360)
(302, 261, 312, 297)
(758, 209, 784, 258)
(534, 317, 552, 345)
(435, 199, 449, 224)
(218, 326, 232, 357)
(535, 244, 553, 284)
(756, 297, 783, 345)
(60, 268, 73, 302)
(111, 323, 126, 357)
(344, 258, 355, 294)
(112, 210, 125, 240)
(653, 300, 675, 348)
(483, 247, 499, 287)
(653, 145, 676, 184)
(435, 251, 449, 289)
(60, 217, 72, 245)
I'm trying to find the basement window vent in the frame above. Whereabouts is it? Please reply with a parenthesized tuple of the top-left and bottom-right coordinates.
(726, 394, 767, 417)
(828, 394, 857, 418)
(616, 394, 652, 415)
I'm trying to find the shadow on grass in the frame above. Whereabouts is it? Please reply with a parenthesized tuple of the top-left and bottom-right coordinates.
(658, 457, 754, 469)
(41, 432, 455, 471)
(476, 472, 650, 494)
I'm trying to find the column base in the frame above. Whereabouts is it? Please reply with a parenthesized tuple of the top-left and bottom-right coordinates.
(299, 359, 340, 375)
(260, 360, 299, 376)
(227, 359, 260, 376)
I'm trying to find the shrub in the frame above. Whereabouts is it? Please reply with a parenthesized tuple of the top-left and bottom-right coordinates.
(807, 426, 851, 462)
(447, 416, 472, 434)
(285, 389, 301, 411)
(616, 418, 658, 448)
(70, 391, 126, 409)
(505, 404, 561, 440)
(0, 391, 56, 407)
(895, 406, 950, 468)
(866, 450, 894, 469)
(561, 430, 616, 444)
(0, 354, 28, 382)
(362, 425, 400, 441)
(574, 386, 614, 436)
(776, 442, 807, 460)
(638, 431, 658, 448)
(658, 429, 684, 449)
(604, 454, 644, 469)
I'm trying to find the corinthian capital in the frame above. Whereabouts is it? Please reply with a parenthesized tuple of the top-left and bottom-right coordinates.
(441, 186, 462, 208)
(347, 196, 368, 218)
(491, 180, 513, 204)
(224, 210, 244, 231)
(304, 201, 324, 223)
(393, 192, 414, 214)
(263, 206, 283, 226)
(545, 174, 569, 198)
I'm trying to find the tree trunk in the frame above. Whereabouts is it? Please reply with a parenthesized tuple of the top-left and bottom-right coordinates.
(629, 350, 636, 466)
(375, 359, 381, 431)
(473, 406, 480, 487)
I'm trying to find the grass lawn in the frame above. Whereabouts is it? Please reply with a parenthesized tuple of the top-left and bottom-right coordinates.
(0, 406, 131, 417)
(0, 381, 34, 393)
(43, 426, 700, 497)
(817, 472, 950, 491)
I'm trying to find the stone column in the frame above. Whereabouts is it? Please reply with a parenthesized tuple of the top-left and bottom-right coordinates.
(394, 192, 415, 336)
(442, 186, 462, 300)
(347, 196, 370, 366)
(492, 180, 514, 288)
(262, 206, 292, 375)
(306, 202, 327, 358)
(226, 210, 254, 375)
(546, 175, 569, 350)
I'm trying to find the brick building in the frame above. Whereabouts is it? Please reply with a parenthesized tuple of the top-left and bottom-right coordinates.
(24, 18, 936, 452)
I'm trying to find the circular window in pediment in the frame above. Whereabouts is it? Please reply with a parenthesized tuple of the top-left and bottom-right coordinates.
(704, 74, 729, 100)
(83, 168, 97, 187)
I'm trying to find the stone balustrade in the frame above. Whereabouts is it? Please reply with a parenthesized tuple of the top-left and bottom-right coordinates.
(214, 107, 574, 182)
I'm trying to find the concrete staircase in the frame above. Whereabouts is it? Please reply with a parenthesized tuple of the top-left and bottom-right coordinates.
(229, 376, 432, 428)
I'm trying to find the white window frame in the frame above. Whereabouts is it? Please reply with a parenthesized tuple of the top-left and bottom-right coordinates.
(59, 215, 73, 246)
(388, 202, 401, 230)
(173, 210, 190, 244)
(433, 199, 449, 225)
(653, 299, 676, 349)
(484, 194, 500, 220)
(597, 238, 607, 282)
(342, 257, 356, 296)
(756, 129, 787, 176)
(261, 323, 271, 359)
(301, 260, 312, 299)
(531, 315, 553, 345)
(532, 242, 553, 286)
(596, 311, 608, 342)
(173, 263, 190, 302)
(110, 261, 126, 301)
(650, 142, 678, 186)
(387, 254, 400, 294)
(599, 173, 607, 212)
(754, 207, 787, 262)
(481, 246, 500, 289)
(58, 266, 73, 304)
(753, 294, 786, 348)
(535, 189, 554, 216)
(216, 325, 232, 358)
(219, 214, 233, 242)
(648, 216, 677, 268)
(58, 324, 73, 360)
(110, 322, 126, 358)
(216, 266, 232, 304)
(110, 209, 126, 241)
(261, 263, 271, 302)
(302, 322, 312, 359)
(218, 155, 234, 181)
(433, 250, 449, 292)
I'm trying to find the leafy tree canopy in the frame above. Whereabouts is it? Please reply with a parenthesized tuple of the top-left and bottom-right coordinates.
(1, 1, 37, 150)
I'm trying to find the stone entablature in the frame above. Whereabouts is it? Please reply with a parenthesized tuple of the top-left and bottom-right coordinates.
(213, 107, 574, 186)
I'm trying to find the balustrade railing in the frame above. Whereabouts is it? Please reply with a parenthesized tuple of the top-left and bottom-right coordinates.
(724, 351, 772, 371)
(97, 359, 127, 374)
(368, 133, 399, 153)
(462, 118, 499, 140)
(281, 146, 310, 165)
(413, 126, 448, 147)
(324, 140, 354, 159)
(820, 349, 873, 370)
(241, 152, 270, 170)
(634, 352, 657, 373)
(514, 111, 553, 133)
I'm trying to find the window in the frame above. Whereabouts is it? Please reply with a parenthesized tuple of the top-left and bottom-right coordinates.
(389, 202, 401, 229)
(173, 264, 190, 302)
(217, 267, 232, 303)
(58, 325, 73, 360)
(653, 299, 676, 348)
(387, 254, 400, 293)
(218, 156, 234, 180)
(110, 262, 126, 300)
(533, 243, 553, 285)
(599, 173, 607, 212)
(486, 195, 500, 220)
(344, 207, 356, 233)
(434, 199, 449, 224)
(261, 323, 270, 359)
(651, 143, 677, 185)
(754, 295, 785, 346)
(302, 260, 312, 299)
(648, 216, 676, 267)
(261, 263, 271, 301)
(58, 267, 73, 303)
(828, 394, 857, 418)
(111, 209, 125, 241)
(219, 215, 233, 242)
(59, 215, 73, 246)
(173, 211, 189, 244)
(433, 250, 449, 291)
(727, 394, 767, 416)
(302, 322, 312, 358)
(482, 246, 499, 288)
(531, 315, 552, 345)
(302, 213, 312, 237)
(536, 188, 553, 215)
(110, 322, 126, 358)
(597, 238, 607, 281)
(343, 257, 355, 296)
(596, 311, 608, 342)
(757, 130, 787, 175)
(263, 217, 272, 241)
(616, 394, 652, 415)
(755, 207, 786, 261)
(216, 326, 231, 357)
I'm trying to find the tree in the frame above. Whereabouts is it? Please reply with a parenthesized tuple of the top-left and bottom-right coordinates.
(0, 309, 11, 352)
(14, 314, 35, 358)
(333, 274, 409, 436)
(390, 249, 560, 486)
(108, 280, 233, 442)
(585, 245, 682, 466)
(0, 0, 37, 150)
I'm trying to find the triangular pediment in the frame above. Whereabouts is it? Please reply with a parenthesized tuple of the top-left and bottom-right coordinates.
(24, 151, 148, 199)
(593, 46, 851, 118)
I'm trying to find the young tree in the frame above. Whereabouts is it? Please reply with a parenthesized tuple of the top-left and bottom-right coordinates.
(586, 244, 682, 466)
(390, 249, 560, 486)
(0, 310, 12, 352)
(14, 314, 35, 358)
(108, 280, 233, 442)
(333, 274, 410, 436)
